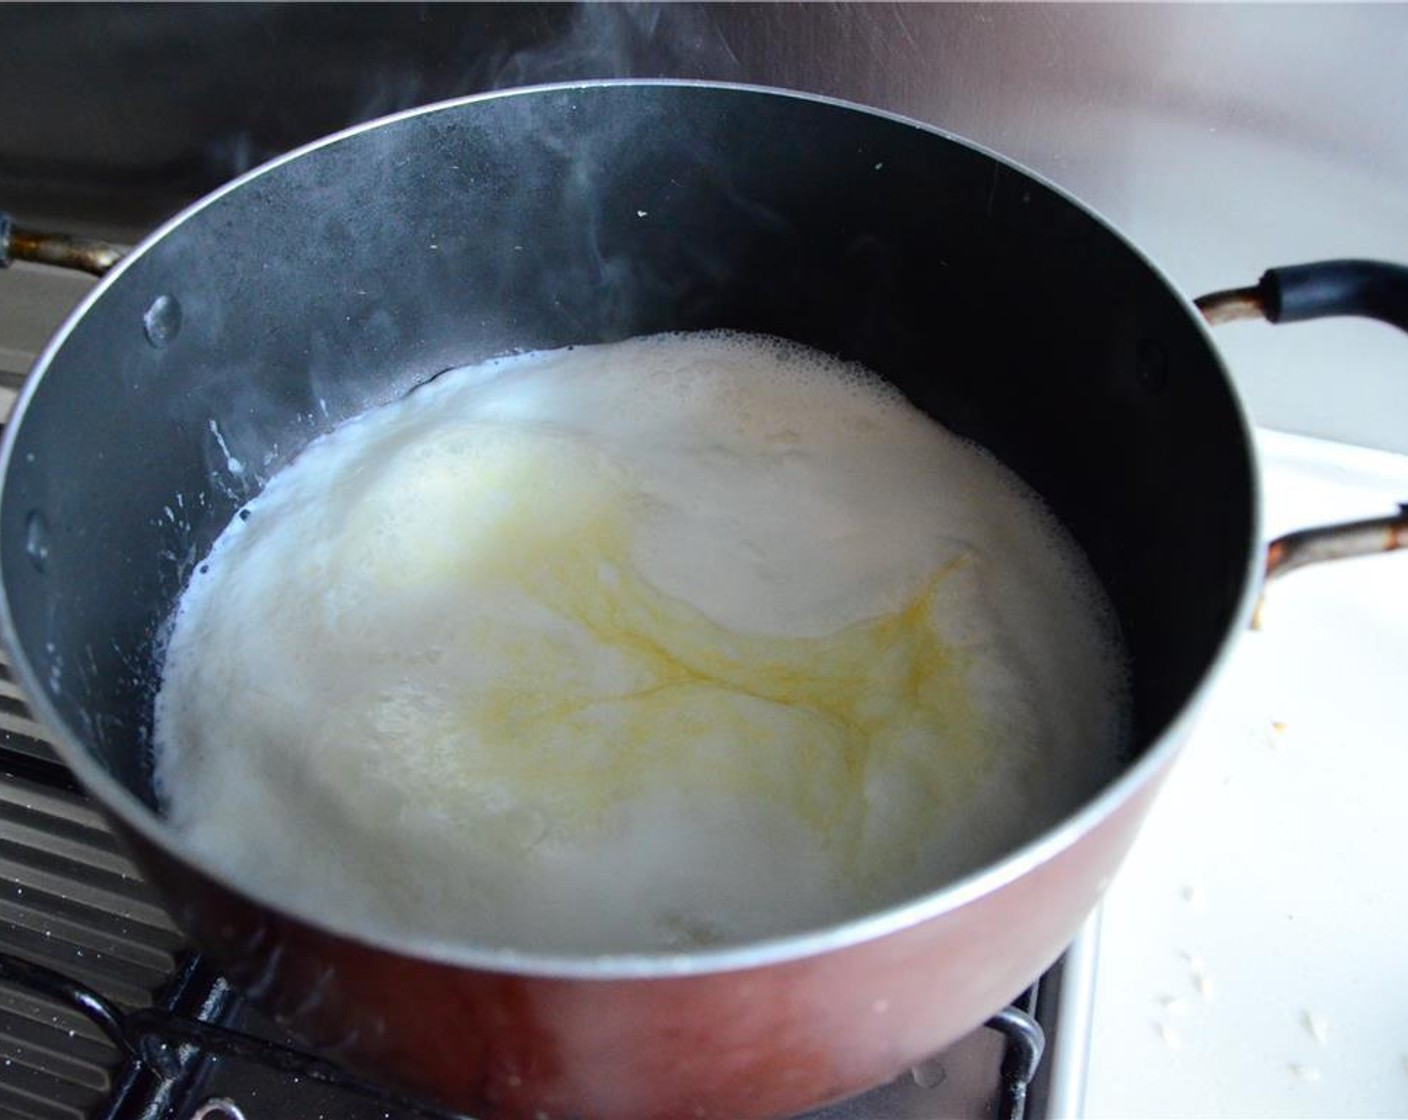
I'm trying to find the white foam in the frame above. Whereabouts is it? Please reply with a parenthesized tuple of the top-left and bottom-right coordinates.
(153, 331, 1128, 953)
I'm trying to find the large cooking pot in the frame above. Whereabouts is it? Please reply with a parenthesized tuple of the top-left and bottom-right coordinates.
(1, 82, 1405, 1120)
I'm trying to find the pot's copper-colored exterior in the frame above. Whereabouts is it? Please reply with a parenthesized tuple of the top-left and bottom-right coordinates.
(121, 759, 1168, 1119)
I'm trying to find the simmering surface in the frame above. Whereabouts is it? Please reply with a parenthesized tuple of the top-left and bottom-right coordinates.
(153, 332, 1127, 953)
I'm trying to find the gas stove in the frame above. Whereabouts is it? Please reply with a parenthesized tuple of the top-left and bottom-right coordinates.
(3, 258, 1407, 1120)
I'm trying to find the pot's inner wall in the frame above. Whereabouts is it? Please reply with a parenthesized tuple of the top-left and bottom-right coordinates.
(2, 84, 1254, 812)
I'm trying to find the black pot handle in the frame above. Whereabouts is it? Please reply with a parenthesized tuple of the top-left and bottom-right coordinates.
(0, 209, 127, 277)
(1197, 260, 1408, 334)
(1195, 260, 1408, 600)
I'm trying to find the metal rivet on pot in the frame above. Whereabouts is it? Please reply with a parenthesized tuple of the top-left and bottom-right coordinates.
(142, 294, 182, 348)
(1135, 338, 1169, 392)
(24, 510, 50, 572)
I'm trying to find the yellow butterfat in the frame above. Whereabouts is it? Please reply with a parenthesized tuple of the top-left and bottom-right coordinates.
(444, 508, 986, 876)
(339, 425, 992, 879)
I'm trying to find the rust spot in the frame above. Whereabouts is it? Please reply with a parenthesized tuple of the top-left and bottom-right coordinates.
(1259, 507, 1408, 629)
(1264, 540, 1288, 579)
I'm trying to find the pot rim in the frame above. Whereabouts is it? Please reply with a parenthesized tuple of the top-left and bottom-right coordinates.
(0, 78, 1264, 980)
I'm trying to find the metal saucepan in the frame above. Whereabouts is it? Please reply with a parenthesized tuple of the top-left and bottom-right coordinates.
(1, 83, 1405, 1120)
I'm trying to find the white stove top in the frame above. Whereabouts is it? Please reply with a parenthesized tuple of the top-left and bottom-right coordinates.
(1080, 429, 1408, 1118)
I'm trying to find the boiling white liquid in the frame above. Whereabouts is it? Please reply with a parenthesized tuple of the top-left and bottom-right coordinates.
(153, 332, 1126, 953)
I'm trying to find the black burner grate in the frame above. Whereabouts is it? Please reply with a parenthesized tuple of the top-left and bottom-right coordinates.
(0, 653, 186, 1120)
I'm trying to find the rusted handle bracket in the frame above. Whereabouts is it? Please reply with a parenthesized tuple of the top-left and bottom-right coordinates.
(1198, 262, 1408, 627)
(0, 210, 128, 276)
(1195, 283, 1266, 326)
(1252, 506, 1408, 629)
(1197, 261, 1408, 334)
(1265, 505, 1408, 581)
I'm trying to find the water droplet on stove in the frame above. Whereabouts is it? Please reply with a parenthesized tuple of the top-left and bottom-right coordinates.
(143, 294, 183, 348)
(24, 510, 50, 572)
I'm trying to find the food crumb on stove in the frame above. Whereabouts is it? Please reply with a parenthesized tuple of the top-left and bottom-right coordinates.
(1155, 1022, 1182, 1050)
(1289, 1062, 1321, 1082)
(1302, 1010, 1331, 1045)
(1194, 972, 1215, 1001)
